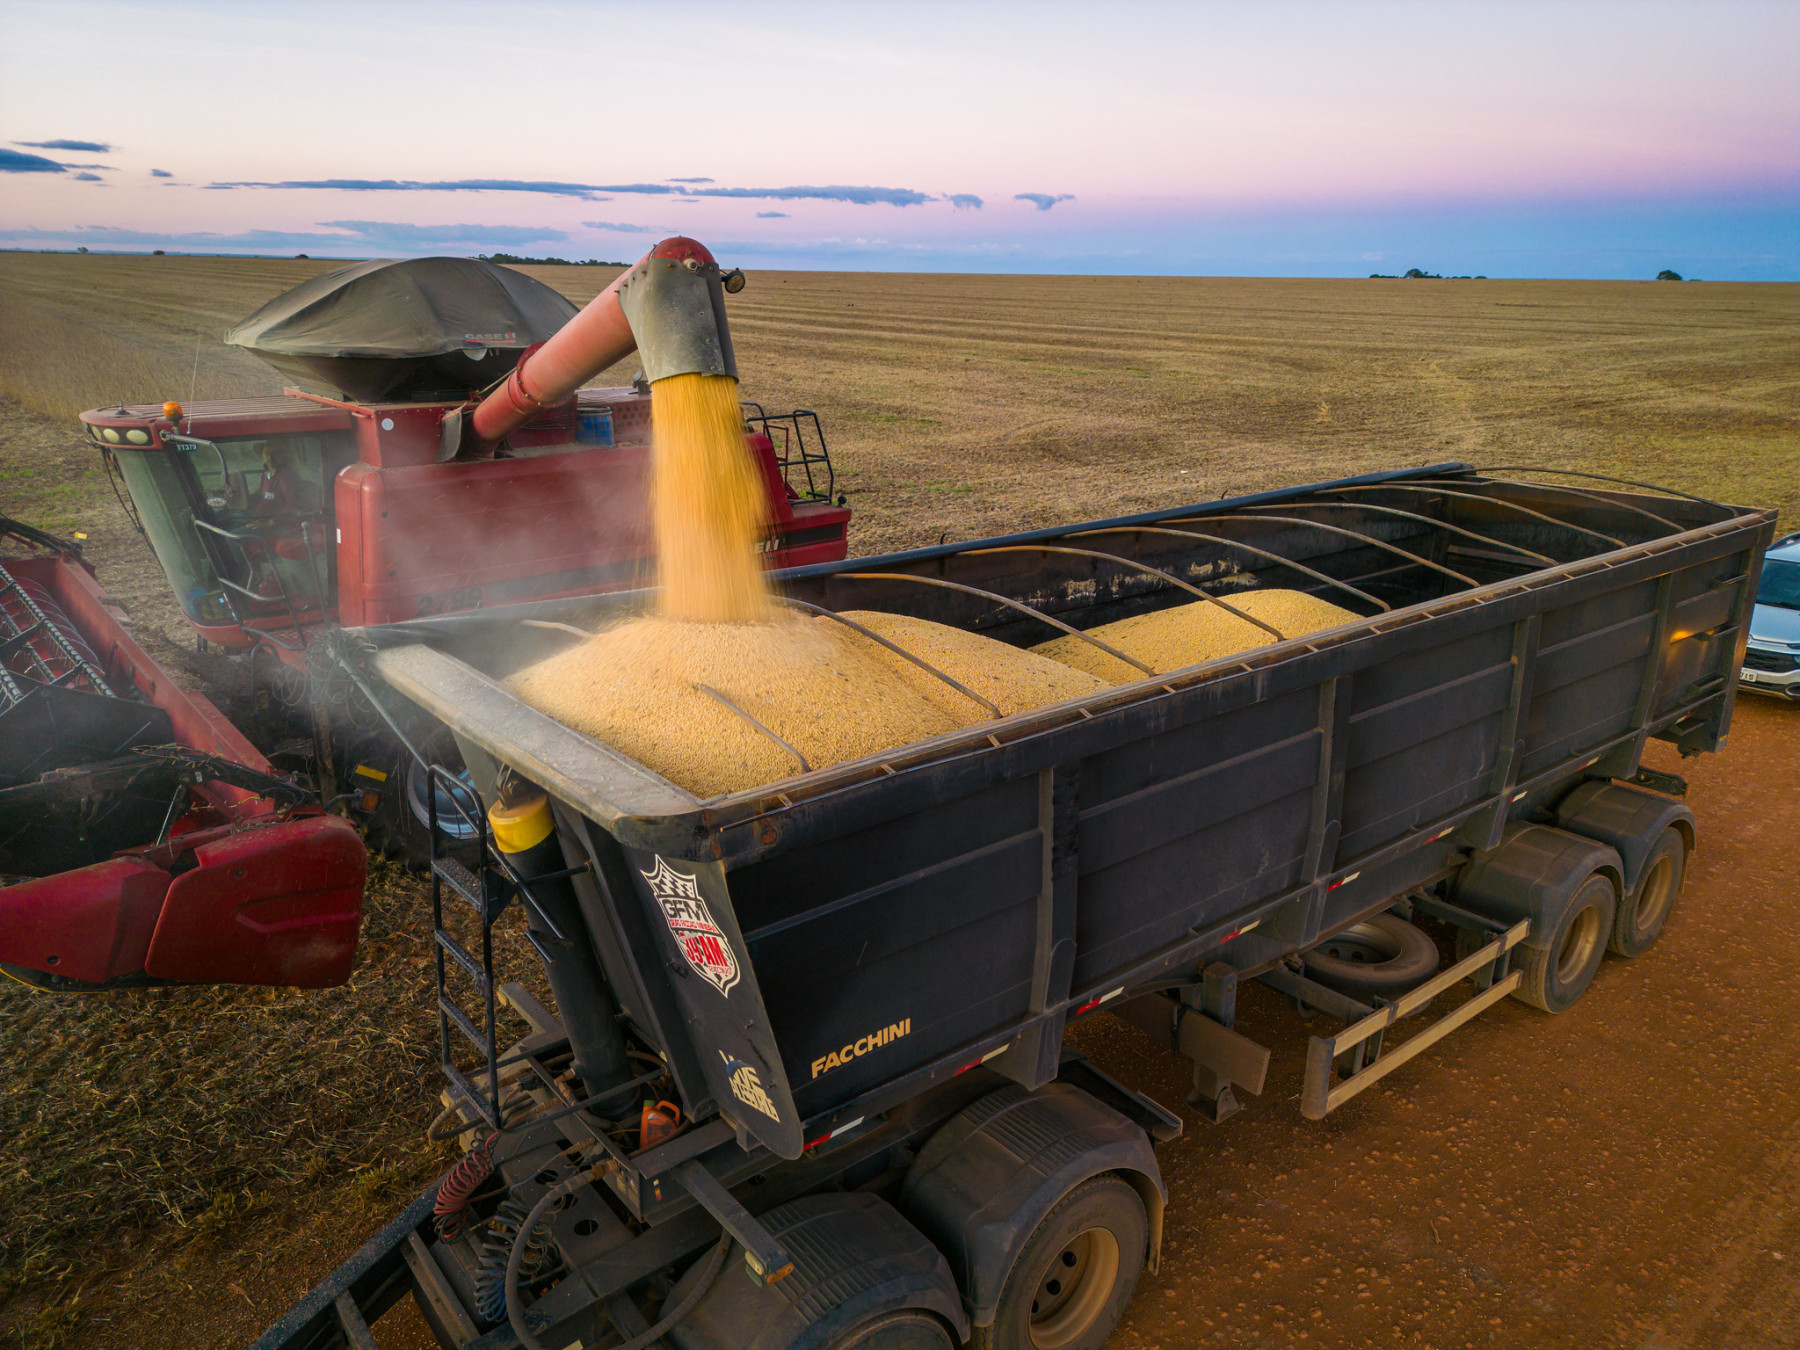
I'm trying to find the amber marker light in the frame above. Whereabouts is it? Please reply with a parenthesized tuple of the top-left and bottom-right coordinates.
(163, 400, 184, 420)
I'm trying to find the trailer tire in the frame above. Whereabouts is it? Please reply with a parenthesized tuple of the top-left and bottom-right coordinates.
(1512, 873, 1615, 1013)
(359, 732, 481, 869)
(1301, 913, 1440, 1003)
(1609, 826, 1686, 958)
(972, 1176, 1146, 1350)
(827, 1310, 957, 1350)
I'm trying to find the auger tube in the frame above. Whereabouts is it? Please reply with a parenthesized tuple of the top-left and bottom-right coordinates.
(466, 236, 739, 453)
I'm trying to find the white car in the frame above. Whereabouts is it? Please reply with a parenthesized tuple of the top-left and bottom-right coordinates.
(1741, 532, 1800, 699)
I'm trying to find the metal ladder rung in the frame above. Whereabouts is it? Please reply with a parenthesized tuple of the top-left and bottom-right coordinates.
(438, 996, 490, 1055)
(441, 1060, 500, 1131)
(434, 930, 490, 995)
(431, 857, 488, 916)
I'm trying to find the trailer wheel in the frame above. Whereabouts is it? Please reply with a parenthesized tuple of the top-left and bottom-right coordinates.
(361, 732, 481, 868)
(1609, 826, 1686, 958)
(829, 1310, 957, 1350)
(1301, 913, 1440, 1003)
(1513, 873, 1616, 1013)
(974, 1176, 1146, 1350)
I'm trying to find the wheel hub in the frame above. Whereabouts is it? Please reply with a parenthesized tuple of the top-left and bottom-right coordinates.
(1314, 921, 1401, 965)
(1028, 1226, 1119, 1349)
(1556, 903, 1601, 983)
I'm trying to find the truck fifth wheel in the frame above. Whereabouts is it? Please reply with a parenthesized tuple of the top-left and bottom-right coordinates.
(249, 459, 1772, 1350)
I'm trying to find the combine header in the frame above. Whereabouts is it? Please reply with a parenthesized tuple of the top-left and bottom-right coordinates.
(0, 518, 364, 991)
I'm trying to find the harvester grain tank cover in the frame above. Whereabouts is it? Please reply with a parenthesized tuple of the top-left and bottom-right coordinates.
(224, 256, 578, 400)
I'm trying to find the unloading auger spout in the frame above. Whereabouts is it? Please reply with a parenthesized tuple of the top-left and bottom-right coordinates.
(465, 236, 743, 453)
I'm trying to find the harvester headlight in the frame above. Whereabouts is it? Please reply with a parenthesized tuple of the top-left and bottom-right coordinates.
(101, 427, 121, 444)
(722, 268, 746, 294)
(124, 429, 151, 445)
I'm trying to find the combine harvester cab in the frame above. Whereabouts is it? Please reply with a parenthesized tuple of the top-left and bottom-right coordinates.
(253, 456, 1774, 1350)
(79, 247, 850, 856)
(0, 518, 365, 991)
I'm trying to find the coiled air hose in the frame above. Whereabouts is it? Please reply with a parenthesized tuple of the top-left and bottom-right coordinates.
(476, 1194, 554, 1322)
(433, 1135, 496, 1241)
(506, 1168, 733, 1350)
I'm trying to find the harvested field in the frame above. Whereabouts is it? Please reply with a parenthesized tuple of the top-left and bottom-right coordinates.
(0, 252, 1795, 1347)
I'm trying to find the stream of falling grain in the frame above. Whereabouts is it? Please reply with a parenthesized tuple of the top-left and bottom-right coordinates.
(650, 371, 770, 622)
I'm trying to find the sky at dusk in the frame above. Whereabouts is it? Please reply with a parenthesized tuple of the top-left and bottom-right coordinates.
(2, 0, 1796, 278)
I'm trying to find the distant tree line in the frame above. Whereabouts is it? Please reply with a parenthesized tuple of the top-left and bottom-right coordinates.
(1368, 267, 1695, 281)
(477, 253, 627, 267)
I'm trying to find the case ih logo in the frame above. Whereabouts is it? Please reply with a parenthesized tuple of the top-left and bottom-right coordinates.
(642, 856, 740, 997)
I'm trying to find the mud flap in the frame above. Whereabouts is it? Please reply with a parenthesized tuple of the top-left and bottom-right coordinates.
(621, 847, 802, 1158)
(665, 1193, 969, 1350)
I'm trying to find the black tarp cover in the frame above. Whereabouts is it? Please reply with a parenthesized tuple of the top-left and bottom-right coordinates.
(224, 257, 579, 401)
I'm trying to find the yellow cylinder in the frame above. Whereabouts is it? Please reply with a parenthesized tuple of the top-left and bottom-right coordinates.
(488, 793, 554, 854)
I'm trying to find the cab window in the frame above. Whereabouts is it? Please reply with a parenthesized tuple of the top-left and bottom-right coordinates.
(191, 435, 327, 523)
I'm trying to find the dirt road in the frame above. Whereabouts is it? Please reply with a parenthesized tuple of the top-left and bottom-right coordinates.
(1077, 693, 1800, 1350)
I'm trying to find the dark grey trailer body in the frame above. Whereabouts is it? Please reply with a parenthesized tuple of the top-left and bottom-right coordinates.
(355, 462, 1774, 1166)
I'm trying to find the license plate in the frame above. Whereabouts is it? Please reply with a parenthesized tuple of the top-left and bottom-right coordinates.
(1742, 671, 1761, 682)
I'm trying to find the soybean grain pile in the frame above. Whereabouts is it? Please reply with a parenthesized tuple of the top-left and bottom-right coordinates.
(1035, 590, 1358, 683)
(0, 253, 1795, 1348)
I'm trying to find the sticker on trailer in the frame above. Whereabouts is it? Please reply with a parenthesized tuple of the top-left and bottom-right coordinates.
(720, 1050, 780, 1121)
(642, 856, 741, 997)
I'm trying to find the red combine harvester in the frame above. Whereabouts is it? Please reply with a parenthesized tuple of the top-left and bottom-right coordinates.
(0, 517, 366, 991)
(78, 239, 850, 860)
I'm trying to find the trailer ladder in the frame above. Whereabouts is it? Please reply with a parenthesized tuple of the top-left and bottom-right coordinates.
(426, 769, 511, 1132)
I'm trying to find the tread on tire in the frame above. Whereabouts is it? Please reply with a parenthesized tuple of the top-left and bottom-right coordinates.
(1513, 872, 1616, 1013)
(972, 1175, 1147, 1350)
(1609, 827, 1686, 958)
